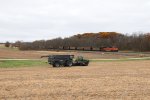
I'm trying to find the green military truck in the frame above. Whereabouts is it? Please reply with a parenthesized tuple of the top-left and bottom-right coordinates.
(41, 55, 89, 67)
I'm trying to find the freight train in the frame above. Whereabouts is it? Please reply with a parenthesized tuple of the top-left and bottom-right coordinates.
(58, 46, 118, 52)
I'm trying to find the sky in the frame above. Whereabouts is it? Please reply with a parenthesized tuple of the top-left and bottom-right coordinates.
(0, 0, 150, 42)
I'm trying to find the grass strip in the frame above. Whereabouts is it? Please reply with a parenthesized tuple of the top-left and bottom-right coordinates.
(0, 60, 47, 68)
(90, 57, 150, 62)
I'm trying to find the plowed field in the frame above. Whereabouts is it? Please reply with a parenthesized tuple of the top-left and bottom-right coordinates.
(1, 61, 150, 100)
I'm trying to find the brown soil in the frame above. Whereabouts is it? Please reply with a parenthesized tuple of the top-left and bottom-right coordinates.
(1, 61, 150, 100)
(0, 47, 150, 59)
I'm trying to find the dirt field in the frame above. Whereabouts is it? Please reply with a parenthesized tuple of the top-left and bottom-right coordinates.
(1, 45, 150, 99)
(0, 61, 150, 100)
(0, 46, 150, 59)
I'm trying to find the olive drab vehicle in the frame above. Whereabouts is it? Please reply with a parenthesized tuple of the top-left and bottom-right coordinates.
(41, 55, 89, 67)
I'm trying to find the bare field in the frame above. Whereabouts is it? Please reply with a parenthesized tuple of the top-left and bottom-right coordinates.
(0, 46, 150, 59)
(0, 61, 150, 100)
(1, 46, 150, 99)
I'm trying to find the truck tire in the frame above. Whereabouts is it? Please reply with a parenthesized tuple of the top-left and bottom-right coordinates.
(82, 62, 89, 66)
(53, 62, 60, 67)
(66, 61, 73, 67)
(85, 62, 89, 66)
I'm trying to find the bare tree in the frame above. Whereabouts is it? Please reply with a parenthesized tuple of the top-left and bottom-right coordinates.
(18, 32, 150, 52)
(5, 41, 10, 47)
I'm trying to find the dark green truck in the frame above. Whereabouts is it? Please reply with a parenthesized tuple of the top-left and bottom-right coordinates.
(41, 55, 89, 67)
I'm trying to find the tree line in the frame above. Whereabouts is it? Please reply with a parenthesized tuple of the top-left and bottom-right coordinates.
(9, 32, 150, 52)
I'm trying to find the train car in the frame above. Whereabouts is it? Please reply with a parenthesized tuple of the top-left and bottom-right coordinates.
(62, 46, 70, 50)
(70, 47, 77, 50)
(83, 47, 93, 51)
(59, 46, 64, 50)
(92, 47, 100, 51)
(77, 47, 85, 50)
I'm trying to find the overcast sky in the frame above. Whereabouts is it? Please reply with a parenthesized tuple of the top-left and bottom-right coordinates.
(0, 0, 150, 42)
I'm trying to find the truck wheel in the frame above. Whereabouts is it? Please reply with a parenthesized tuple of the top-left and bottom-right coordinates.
(85, 63, 89, 66)
(53, 62, 60, 67)
(66, 62, 72, 67)
(80, 63, 85, 66)
(82, 62, 89, 66)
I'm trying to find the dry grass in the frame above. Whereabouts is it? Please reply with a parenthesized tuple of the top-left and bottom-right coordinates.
(1, 61, 150, 100)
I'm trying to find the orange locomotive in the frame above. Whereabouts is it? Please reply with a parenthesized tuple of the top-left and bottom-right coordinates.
(100, 47, 118, 52)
